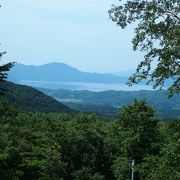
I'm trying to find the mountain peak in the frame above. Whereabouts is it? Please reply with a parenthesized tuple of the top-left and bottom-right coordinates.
(39, 62, 70, 67)
(8, 62, 128, 86)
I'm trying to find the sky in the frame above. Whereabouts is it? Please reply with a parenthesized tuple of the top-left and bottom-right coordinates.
(0, 0, 144, 73)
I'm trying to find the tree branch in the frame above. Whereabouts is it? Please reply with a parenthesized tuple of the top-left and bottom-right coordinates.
(165, 11, 180, 22)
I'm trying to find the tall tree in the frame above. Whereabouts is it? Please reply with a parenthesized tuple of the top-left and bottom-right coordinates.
(119, 100, 159, 163)
(113, 100, 160, 179)
(109, 0, 180, 97)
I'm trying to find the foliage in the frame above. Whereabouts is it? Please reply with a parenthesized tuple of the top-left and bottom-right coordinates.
(0, 82, 73, 113)
(139, 121, 180, 180)
(112, 100, 160, 179)
(109, 0, 180, 97)
(41, 88, 180, 118)
(119, 100, 159, 160)
(112, 157, 130, 180)
(0, 52, 14, 94)
(0, 99, 179, 179)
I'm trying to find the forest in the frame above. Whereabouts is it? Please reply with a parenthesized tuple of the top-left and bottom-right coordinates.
(0, 82, 73, 113)
(40, 88, 180, 118)
(0, 0, 179, 179)
(0, 97, 179, 180)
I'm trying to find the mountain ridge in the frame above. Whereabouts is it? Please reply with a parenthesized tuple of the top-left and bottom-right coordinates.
(0, 81, 73, 113)
(8, 62, 128, 84)
(39, 88, 180, 118)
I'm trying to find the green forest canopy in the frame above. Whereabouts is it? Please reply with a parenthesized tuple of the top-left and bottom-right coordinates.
(0, 99, 179, 179)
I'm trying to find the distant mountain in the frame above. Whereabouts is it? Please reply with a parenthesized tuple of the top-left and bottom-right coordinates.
(39, 88, 180, 118)
(8, 63, 128, 84)
(0, 82, 73, 113)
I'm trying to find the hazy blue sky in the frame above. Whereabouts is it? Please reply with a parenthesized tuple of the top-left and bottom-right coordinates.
(0, 0, 143, 73)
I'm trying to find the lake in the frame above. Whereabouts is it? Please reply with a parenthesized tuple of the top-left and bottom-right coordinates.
(19, 80, 155, 91)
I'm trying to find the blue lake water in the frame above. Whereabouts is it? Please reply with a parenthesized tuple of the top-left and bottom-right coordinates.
(19, 80, 155, 91)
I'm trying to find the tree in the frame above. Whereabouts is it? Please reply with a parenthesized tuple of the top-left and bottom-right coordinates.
(0, 52, 14, 82)
(119, 100, 160, 160)
(109, 0, 180, 97)
(115, 100, 160, 179)
(139, 121, 180, 180)
(0, 52, 14, 94)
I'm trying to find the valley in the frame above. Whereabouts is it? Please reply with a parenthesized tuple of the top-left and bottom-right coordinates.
(39, 88, 180, 118)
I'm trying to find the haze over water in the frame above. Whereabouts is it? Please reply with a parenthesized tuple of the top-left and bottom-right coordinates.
(19, 80, 154, 91)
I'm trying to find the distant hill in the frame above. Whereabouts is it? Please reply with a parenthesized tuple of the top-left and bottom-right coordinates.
(39, 88, 180, 118)
(0, 82, 73, 113)
(8, 63, 128, 84)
